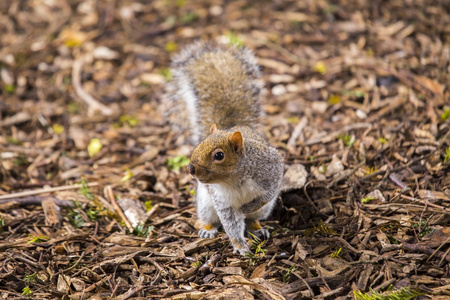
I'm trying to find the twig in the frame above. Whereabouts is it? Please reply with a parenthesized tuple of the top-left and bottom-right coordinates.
(303, 181, 325, 216)
(0, 183, 99, 200)
(366, 96, 407, 123)
(306, 236, 378, 256)
(62, 252, 86, 274)
(292, 272, 315, 297)
(146, 257, 168, 276)
(105, 185, 134, 233)
(265, 40, 309, 66)
(13, 255, 40, 268)
(400, 194, 446, 210)
(401, 242, 450, 263)
(372, 278, 396, 292)
(0, 196, 75, 206)
(439, 247, 450, 266)
(115, 284, 145, 300)
(287, 116, 308, 152)
(426, 236, 450, 262)
(327, 161, 365, 189)
(72, 54, 114, 116)
(362, 203, 450, 215)
(316, 287, 344, 299)
(304, 123, 372, 146)
(84, 275, 112, 293)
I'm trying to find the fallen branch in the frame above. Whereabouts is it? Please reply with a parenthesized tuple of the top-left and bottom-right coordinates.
(0, 183, 99, 201)
(0, 196, 75, 207)
(72, 54, 114, 116)
(287, 116, 308, 152)
(401, 242, 450, 263)
(105, 185, 134, 233)
(400, 194, 446, 210)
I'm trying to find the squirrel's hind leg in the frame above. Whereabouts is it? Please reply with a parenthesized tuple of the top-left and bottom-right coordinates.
(196, 182, 220, 238)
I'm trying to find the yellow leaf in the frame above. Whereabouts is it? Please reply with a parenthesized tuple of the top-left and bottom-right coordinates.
(328, 94, 340, 105)
(165, 41, 178, 53)
(119, 115, 139, 127)
(286, 117, 299, 123)
(87, 138, 103, 157)
(145, 201, 153, 211)
(59, 28, 87, 48)
(378, 137, 388, 144)
(314, 61, 327, 75)
(52, 124, 64, 134)
(64, 39, 83, 48)
(121, 168, 133, 182)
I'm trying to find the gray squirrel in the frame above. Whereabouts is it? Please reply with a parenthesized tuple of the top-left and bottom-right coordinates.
(166, 41, 284, 255)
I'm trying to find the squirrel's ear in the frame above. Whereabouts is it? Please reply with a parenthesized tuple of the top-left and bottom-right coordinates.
(210, 123, 217, 134)
(229, 131, 244, 153)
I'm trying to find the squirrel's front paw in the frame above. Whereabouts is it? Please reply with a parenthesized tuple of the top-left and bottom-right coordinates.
(198, 227, 218, 238)
(230, 238, 250, 256)
(233, 245, 251, 256)
(250, 228, 270, 241)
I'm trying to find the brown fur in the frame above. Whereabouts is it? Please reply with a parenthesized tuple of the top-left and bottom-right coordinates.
(187, 51, 259, 134)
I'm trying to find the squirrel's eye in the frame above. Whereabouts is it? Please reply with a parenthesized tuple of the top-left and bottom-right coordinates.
(214, 151, 225, 161)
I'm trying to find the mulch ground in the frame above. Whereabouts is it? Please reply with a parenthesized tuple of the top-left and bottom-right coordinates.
(1, 0, 449, 299)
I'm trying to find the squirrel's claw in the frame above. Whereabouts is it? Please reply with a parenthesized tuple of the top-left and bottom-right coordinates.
(250, 228, 270, 241)
(198, 228, 218, 238)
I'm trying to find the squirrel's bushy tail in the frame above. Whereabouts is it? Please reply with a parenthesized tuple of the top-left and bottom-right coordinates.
(163, 41, 264, 144)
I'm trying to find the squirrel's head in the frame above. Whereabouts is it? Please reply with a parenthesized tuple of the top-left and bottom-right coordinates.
(187, 124, 244, 184)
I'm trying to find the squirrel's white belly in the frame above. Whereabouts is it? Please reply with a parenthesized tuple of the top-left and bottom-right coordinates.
(209, 178, 264, 209)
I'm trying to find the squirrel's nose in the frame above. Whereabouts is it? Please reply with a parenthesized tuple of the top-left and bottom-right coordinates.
(187, 164, 196, 176)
